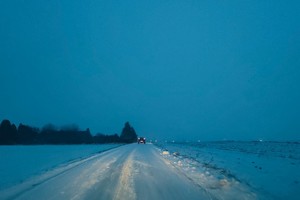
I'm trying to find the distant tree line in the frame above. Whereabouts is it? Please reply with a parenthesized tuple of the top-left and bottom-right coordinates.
(0, 119, 137, 145)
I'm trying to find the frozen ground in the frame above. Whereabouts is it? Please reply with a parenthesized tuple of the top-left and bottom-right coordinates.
(0, 142, 299, 200)
(155, 141, 300, 200)
(0, 144, 121, 190)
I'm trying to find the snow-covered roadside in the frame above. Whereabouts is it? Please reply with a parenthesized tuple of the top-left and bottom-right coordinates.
(155, 141, 300, 200)
(0, 144, 122, 190)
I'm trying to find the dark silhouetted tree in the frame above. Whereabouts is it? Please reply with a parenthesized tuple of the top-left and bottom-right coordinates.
(18, 123, 39, 144)
(0, 119, 18, 144)
(38, 123, 59, 144)
(93, 133, 120, 143)
(73, 128, 93, 144)
(60, 124, 79, 132)
(120, 122, 137, 143)
(0, 119, 128, 145)
(38, 124, 93, 144)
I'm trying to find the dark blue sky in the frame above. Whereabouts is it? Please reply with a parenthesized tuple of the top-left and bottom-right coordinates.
(1, 0, 299, 141)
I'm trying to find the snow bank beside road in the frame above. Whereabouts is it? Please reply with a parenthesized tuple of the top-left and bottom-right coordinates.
(155, 141, 300, 200)
(0, 144, 122, 190)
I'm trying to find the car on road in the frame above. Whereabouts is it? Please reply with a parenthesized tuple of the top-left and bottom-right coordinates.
(137, 137, 146, 144)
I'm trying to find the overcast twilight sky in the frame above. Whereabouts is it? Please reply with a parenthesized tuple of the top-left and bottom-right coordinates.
(1, 0, 299, 141)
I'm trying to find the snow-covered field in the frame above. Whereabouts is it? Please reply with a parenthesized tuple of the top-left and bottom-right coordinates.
(155, 141, 300, 200)
(0, 144, 122, 190)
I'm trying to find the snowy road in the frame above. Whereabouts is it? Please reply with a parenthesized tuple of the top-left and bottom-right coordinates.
(1, 144, 257, 200)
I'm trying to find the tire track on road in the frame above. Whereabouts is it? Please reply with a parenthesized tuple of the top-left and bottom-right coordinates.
(113, 149, 136, 200)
